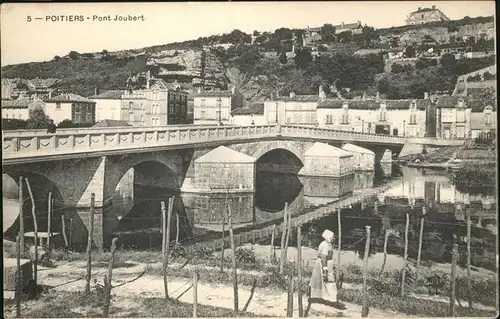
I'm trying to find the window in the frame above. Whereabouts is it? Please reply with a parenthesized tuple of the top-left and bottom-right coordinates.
(216, 110, 221, 121)
(200, 110, 206, 120)
(129, 112, 134, 122)
(140, 115, 144, 123)
(341, 103, 349, 124)
(485, 114, 492, 125)
(56, 102, 61, 109)
(201, 99, 206, 107)
(129, 101, 133, 108)
(86, 113, 93, 123)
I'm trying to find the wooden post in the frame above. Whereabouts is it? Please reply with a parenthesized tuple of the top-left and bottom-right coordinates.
(401, 212, 410, 298)
(16, 234, 21, 318)
(161, 201, 166, 257)
(162, 196, 174, 299)
(336, 207, 341, 291)
(193, 270, 198, 318)
(450, 242, 458, 317)
(270, 224, 276, 263)
(61, 215, 68, 247)
(361, 226, 371, 318)
(466, 211, 473, 310)
(85, 193, 95, 295)
(287, 271, 294, 317)
(416, 206, 426, 283)
(103, 238, 118, 318)
(176, 211, 180, 244)
(47, 192, 52, 249)
(220, 212, 226, 273)
(24, 178, 38, 284)
(380, 230, 389, 275)
(280, 202, 289, 274)
(297, 226, 303, 317)
(18, 176, 24, 254)
(283, 203, 292, 264)
(69, 218, 73, 249)
(228, 203, 239, 312)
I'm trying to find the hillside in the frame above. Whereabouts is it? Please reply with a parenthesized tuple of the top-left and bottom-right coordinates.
(1, 15, 495, 100)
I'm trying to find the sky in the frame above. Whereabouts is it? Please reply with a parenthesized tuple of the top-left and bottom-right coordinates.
(0, 1, 495, 66)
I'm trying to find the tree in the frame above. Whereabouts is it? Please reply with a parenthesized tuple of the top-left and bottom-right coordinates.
(404, 46, 415, 58)
(483, 71, 495, 81)
(53, 55, 61, 61)
(26, 106, 52, 129)
(391, 63, 405, 74)
(320, 24, 336, 43)
(274, 28, 293, 41)
(294, 48, 312, 69)
(279, 51, 288, 65)
(101, 49, 109, 55)
(337, 31, 352, 43)
(253, 30, 260, 36)
(68, 51, 80, 60)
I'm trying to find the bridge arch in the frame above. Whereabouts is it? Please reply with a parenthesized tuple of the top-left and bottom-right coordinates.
(252, 140, 305, 164)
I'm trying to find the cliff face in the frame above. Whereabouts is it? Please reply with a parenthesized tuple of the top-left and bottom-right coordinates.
(147, 49, 227, 88)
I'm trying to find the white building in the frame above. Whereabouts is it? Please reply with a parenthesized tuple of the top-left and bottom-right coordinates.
(44, 93, 96, 125)
(341, 143, 375, 170)
(436, 96, 471, 139)
(192, 87, 243, 125)
(230, 102, 266, 125)
(1, 99, 45, 120)
(89, 90, 124, 121)
(317, 97, 430, 137)
(263, 88, 323, 126)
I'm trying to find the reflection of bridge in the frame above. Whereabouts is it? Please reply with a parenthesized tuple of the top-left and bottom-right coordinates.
(2, 124, 463, 165)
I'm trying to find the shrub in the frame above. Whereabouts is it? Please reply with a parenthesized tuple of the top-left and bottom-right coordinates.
(235, 246, 256, 264)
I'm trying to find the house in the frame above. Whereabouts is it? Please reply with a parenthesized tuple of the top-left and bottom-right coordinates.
(192, 87, 243, 125)
(317, 95, 431, 137)
(143, 79, 189, 126)
(230, 102, 265, 126)
(89, 90, 125, 121)
(334, 21, 363, 35)
(121, 89, 147, 126)
(44, 93, 96, 125)
(405, 5, 450, 25)
(303, 26, 322, 46)
(468, 100, 496, 138)
(435, 96, 471, 139)
(1, 99, 45, 120)
(263, 87, 323, 126)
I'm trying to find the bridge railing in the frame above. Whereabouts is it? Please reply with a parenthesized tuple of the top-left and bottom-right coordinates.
(281, 125, 406, 143)
(2, 125, 279, 159)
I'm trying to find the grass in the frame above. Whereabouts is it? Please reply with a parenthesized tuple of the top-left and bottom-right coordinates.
(338, 288, 497, 317)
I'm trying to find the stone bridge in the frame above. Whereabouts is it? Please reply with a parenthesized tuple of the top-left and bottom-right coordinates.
(2, 124, 464, 249)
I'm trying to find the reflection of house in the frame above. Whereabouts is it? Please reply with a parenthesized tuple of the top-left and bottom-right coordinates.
(405, 5, 450, 25)
(317, 96, 430, 137)
(44, 93, 96, 125)
(342, 143, 375, 170)
(230, 102, 265, 125)
(436, 96, 471, 139)
(1, 99, 45, 120)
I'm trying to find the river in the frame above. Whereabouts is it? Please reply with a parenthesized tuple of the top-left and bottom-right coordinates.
(2, 164, 497, 271)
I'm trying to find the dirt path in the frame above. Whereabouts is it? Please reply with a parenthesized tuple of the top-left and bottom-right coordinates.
(28, 261, 411, 317)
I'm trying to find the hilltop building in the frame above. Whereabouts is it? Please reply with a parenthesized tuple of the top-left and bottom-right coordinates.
(334, 21, 363, 34)
(405, 5, 450, 25)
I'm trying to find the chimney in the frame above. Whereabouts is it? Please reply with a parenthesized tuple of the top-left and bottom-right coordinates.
(432, 5, 436, 9)
(290, 92, 295, 98)
(318, 85, 326, 100)
(48, 90, 52, 99)
(424, 92, 429, 99)
(376, 91, 380, 102)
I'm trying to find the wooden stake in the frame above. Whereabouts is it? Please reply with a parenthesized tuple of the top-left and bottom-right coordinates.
(228, 203, 239, 312)
(18, 176, 24, 254)
(401, 212, 410, 297)
(283, 203, 292, 264)
(193, 270, 198, 318)
(103, 238, 118, 317)
(361, 226, 371, 318)
(85, 193, 96, 295)
(380, 230, 389, 275)
(16, 234, 21, 318)
(176, 211, 180, 244)
(450, 242, 458, 317)
(270, 224, 276, 263)
(220, 211, 226, 273)
(61, 215, 68, 247)
(47, 192, 52, 249)
(416, 206, 426, 283)
(286, 271, 294, 317)
(297, 226, 303, 317)
(336, 207, 341, 292)
(161, 201, 166, 257)
(279, 202, 289, 274)
(466, 210, 473, 310)
(69, 218, 73, 249)
(24, 178, 38, 284)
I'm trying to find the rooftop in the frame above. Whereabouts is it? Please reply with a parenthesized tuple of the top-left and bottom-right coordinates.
(191, 91, 233, 98)
(470, 113, 496, 130)
(45, 93, 96, 104)
(92, 120, 132, 127)
(1, 99, 39, 109)
(318, 99, 430, 110)
(469, 99, 497, 113)
(276, 95, 319, 102)
(231, 102, 265, 115)
(195, 146, 256, 164)
(305, 142, 353, 158)
(410, 7, 440, 14)
(89, 90, 124, 99)
(436, 96, 468, 108)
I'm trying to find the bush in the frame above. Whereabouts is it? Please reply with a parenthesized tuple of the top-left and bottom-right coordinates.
(235, 246, 256, 264)
(1, 118, 27, 130)
(68, 51, 80, 60)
